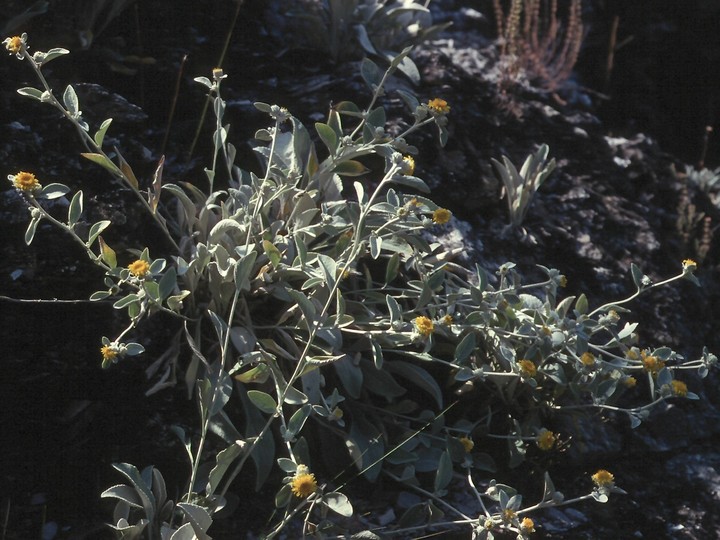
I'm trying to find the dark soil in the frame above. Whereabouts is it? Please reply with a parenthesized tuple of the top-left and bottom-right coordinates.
(2, 1, 720, 539)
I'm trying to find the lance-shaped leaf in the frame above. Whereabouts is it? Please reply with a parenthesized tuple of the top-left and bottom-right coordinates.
(98, 236, 117, 268)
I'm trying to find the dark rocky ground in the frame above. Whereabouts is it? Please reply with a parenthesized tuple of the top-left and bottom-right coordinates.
(2, 1, 720, 538)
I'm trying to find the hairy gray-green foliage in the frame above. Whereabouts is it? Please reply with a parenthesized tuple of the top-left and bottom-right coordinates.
(7, 33, 718, 539)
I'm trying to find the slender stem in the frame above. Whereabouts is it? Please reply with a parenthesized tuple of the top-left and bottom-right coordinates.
(186, 401, 209, 503)
(467, 470, 491, 518)
(552, 397, 665, 414)
(384, 471, 472, 521)
(265, 496, 313, 539)
(252, 118, 281, 219)
(21, 50, 180, 253)
(588, 274, 684, 318)
(27, 196, 110, 272)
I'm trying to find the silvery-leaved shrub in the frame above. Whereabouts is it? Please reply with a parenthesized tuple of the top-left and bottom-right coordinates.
(5, 31, 718, 539)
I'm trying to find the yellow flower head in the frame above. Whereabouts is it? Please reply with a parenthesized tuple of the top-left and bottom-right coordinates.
(441, 314, 453, 325)
(290, 472, 317, 498)
(641, 351, 665, 375)
(502, 508, 517, 523)
(671, 379, 688, 397)
(459, 436, 474, 453)
(536, 430, 556, 451)
(682, 259, 697, 272)
(4, 35, 24, 55)
(128, 259, 150, 278)
(414, 316, 434, 337)
(559, 275, 568, 287)
(402, 155, 415, 176)
(101, 344, 118, 362)
(10, 171, 41, 193)
(432, 208, 452, 225)
(427, 98, 451, 114)
(520, 517, 535, 533)
(591, 469, 615, 488)
(518, 359, 537, 378)
(623, 376, 637, 388)
(580, 352, 596, 367)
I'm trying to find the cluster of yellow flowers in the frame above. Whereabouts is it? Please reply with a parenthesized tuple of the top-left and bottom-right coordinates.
(518, 359, 537, 378)
(426, 97, 451, 115)
(459, 436, 474, 453)
(402, 155, 415, 176)
(536, 429, 557, 451)
(290, 466, 318, 499)
(8, 171, 41, 193)
(670, 379, 688, 398)
(100, 344, 119, 362)
(127, 259, 151, 278)
(591, 469, 614, 488)
(432, 208, 452, 224)
(641, 350, 665, 375)
(3, 34, 26, 58)
(580, 351, 596, 367)
(414, 316, 434, 337)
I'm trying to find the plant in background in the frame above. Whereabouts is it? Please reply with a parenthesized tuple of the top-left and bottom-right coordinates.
(492, 143, 556, 233)
(278, 0, 450, 81)
(492, 0, 584, 102)
(676, 165, 715, 264)
(0, 1, 48, 37)
(6, 30, 719, 539)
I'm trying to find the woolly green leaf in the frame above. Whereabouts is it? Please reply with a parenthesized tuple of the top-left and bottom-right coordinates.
(369, 234, 382, 259)
(386, 294, 401, 324)
(285, 404, 312, 441)
(100, 484, 143, 508)
(176, 503, 212, 540)
(40, 48, 69, 66)
(17, 87, 44, 101)
(94, 118, 113, 147)
(385, 252, 400, 284)
(158, 268, 177, 301)
(315, 122, 339, 156)
(360, 58, 383, 91)
(575, 293, 588, 315)
(247, 390, 277, 414)
(109, 463, 155, 523)
(391, 174, 430, 193)
(86, 220, 111, 247)
(81, 152, 122, 177)
(263, 240, 282, 268)
(206, 441, 245, 496)
(630, 263, 645, 290)
(233, 250, 257, 291)
(275, 484, 293, 508)
(323, 492, 353, 517)
(454, 332, 476, 363)
(434, 450, 452, 493)
(98, 236, 117, 268)
(386, 361, 442, 408)
(333, 160, 368, 176)
(68, 190, 83, 226)
(63, 84, 79, 115)
(40, 183, 70, 200)
(24, 216, 41, 245)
